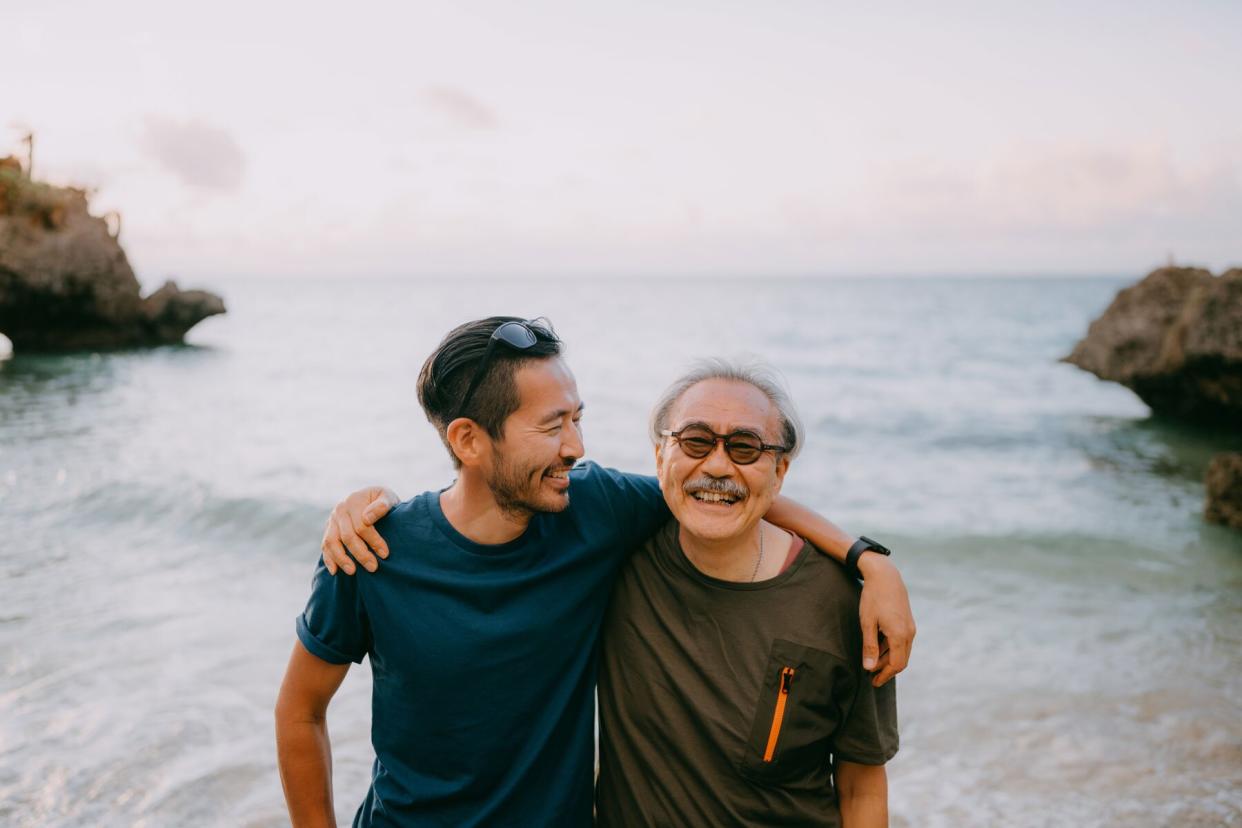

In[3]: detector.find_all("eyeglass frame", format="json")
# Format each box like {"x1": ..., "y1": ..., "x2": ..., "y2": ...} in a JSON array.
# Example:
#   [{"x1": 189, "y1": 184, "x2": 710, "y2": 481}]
[
  {"x1": 455, "y1": 318, "x2": 558, "y2": 421},
  {"x1": 659, "y1": 424, "x2": 789, "y2": 465}
]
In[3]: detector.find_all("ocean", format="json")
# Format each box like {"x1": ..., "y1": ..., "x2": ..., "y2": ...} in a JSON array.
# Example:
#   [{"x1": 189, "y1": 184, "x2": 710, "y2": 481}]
[{"x1": 2, "y1": 275, "x2": 1240, "y2": 826}]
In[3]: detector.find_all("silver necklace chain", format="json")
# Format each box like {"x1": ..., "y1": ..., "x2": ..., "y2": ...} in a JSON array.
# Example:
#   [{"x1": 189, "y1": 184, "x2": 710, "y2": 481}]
[{"x1": 750, "y1": 525, "x2": 764, "y2": 582}]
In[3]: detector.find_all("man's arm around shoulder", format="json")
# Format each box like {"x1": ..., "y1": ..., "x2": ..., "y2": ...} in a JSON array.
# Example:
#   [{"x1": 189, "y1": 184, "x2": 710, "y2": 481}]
[
  {"x1": 275, "y1": 642, "x2": 352, "y2": 828},
  {"x1": 765, "y1": 495, "x2": 915, "y2": 687}
]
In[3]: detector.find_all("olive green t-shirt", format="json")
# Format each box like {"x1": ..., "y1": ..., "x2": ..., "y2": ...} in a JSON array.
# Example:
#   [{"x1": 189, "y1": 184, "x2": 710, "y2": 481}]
[{"x1": 595, "y1": 519, "x2": 899, "y2": 827}]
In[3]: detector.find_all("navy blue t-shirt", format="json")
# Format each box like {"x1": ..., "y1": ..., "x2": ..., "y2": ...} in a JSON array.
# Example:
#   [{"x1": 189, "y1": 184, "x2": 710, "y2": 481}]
[{"x1": 295, "y1": 462, "x2": 667, "y2": 827}]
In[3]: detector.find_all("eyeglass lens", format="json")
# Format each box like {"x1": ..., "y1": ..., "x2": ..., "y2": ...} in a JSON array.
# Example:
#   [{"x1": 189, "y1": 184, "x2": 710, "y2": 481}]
[{"x1": 677, "y1": 425, "x2": 764, "y2": 464}]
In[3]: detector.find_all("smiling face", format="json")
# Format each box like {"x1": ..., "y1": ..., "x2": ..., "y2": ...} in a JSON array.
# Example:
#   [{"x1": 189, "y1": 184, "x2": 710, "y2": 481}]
[
  {"x1": 655, "y1": 378, "x2": 790, "y2": 542},
  {"x1": 484, "y1": 356, "x2": 585, "y2": 516}
]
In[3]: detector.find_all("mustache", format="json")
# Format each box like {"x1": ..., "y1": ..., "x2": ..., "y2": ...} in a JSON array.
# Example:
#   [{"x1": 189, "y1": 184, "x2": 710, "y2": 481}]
[{"x1": 683, "y1": 476, "x2": 748, "y2": 499}]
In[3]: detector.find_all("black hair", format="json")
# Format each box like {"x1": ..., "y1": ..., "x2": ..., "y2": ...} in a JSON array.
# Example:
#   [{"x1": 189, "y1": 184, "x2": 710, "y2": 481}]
[{"x1": 417, "y1": 316, "x2": 563, "y2": 468}]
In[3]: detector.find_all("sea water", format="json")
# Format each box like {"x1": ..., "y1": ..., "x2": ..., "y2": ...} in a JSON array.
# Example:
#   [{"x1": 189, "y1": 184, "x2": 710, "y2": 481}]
[{"x1": 2, "y1": 275, "x2": 1239, "y2": 826}]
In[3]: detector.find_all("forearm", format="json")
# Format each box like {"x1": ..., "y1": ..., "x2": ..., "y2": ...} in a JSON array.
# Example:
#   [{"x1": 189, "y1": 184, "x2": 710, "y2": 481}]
[
  {"x1": 836, "y1": 763, "x2": 889, "y2": 828},
  {"x1": 767, "y1": 495, "x2": 854, "y2": 562},
  {"x1": 839, "y1": 790, "x2": 889, "y2": 828},
  {"x1": 767, "y1": 496, "x2": 893, "y2": 579},
  {"x1": 276, "y1": 715, "x2": 337, "y2": 828}
]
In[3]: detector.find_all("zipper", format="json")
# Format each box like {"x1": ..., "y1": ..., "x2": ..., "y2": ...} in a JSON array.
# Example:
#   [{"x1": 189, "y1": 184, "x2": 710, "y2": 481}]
[{"x1": 762, "y1": 666, "x2": 796, "y2": 762}]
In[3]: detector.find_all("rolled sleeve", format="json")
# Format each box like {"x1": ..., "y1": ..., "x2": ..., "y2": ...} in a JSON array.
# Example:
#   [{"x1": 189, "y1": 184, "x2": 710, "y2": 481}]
[
  {"x1": 294, "y1": 558, "x2": 372, "y2": 665},
  {"x1": 832, "y1": 674, "x2": 899, "y2": 765}
]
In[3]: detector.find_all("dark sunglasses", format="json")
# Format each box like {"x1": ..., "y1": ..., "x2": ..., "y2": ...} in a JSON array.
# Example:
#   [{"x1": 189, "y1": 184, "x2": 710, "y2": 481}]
[
  {"x1": 456, "y1": 318, "x2": 558, "y2": 420},
  {"x1": 660, "y1": 424, "x2": 788, "y2": 465}
]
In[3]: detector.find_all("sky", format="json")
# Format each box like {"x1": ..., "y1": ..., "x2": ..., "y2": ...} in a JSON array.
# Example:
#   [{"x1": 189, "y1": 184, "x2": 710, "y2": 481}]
[{"x1": 2, "y1": 0, "x2": 1240, "y2": 281}]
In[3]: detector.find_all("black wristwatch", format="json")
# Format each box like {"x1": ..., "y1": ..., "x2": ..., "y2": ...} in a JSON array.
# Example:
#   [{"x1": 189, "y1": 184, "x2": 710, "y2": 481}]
[{"x1": 845, "y1": 535, "x2": 891, "y2": 580}]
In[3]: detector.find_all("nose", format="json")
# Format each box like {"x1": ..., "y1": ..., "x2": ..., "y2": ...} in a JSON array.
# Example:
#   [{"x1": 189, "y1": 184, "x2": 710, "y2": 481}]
[
  {"x1": 560, "y1": 419, "x2": 584, "y2": 463},
  {"x1": 699, "y1": 437, "x2": 735, "y2": 475}
]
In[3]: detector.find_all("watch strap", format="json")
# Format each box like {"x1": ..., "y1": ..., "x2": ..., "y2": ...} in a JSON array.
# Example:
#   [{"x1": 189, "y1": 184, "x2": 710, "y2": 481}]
[{"x1": 845, "y1": 535, "x2": 892, "y2": 580}]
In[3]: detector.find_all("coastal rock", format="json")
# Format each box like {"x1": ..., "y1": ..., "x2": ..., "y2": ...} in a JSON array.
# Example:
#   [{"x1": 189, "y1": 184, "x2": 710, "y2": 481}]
[
  {"x1": 1062, "y1": 266, "x2": 1242, "y2": 425},
  {"x1": 137, "y1": 280, "x2": 227, "y2": 345},
  {"x1": 1204, "y1": 453, "x2": 1242, "y2": 529},
  {"x1": 1065, "y1": 266, "x2": 1242, "y2": 532},
  {"x1": 0, "y1": 157, "x2": 225, "y2": 351}
]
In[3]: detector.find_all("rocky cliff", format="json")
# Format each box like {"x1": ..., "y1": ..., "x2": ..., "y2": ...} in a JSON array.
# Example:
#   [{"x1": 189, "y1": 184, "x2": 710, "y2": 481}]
[
  {"x1": 1062, "y1": 266, "x2": 1242, "y2": 424},
  {"x1": 1063, "y1": 265, "x2": 1242, "y2": 528},
  {"x1": 0, "y1": 157, "x2": 225, "y2": 351}
]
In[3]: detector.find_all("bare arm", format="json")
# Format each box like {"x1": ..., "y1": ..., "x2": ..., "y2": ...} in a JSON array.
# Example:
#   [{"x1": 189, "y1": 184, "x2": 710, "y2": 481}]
[
  {"x1": 766, "y1": 495, "x2": 856, "y2": 563},
  {"x1": 275, "y1": 642, "x2": 353, "y2": 828},
  {"x1": 835, "y1": 761, "x2": 889, "y2": 828},
  {"x1": 766, "y1": 496, "x2": 916, "y2": 687}
]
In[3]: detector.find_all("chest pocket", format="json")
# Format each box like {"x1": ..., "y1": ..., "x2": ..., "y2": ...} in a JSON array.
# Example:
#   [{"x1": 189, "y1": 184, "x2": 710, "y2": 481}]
[{"x1": 737, "y1": 638, "x2": 857, "y2": 785}]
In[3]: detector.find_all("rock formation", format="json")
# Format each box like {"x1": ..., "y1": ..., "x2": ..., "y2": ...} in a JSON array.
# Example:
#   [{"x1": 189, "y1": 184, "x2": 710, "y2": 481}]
[
  {"x1": 1062, "y1": 266, "x2": 1242, "y2": 424},
  {"x1": 0, "y1": 157, "x2": 225, "y2": 351},
  {"x1": 1063, "y1": 265, "x2": 1242, "y2": 529},
  {"x1": 1205, "y1": 453, "x2": 1242, "y2": 530}
]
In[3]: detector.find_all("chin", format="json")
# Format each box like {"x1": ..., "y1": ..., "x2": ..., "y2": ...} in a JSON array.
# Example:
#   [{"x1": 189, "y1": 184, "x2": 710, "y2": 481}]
[
  {"x1": 536, "y1": 491, "x2": 571, "y2": 513},
  {"x1": 673, "y1": 505, "x2": 745, "y2": 541},
  {"x1": 525, "y1": 483, "x2": 571, "y2": 514}
]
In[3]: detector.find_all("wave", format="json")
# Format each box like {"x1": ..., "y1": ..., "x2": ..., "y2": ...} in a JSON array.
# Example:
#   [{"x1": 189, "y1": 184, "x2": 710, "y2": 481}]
[{"x1": 59, "y1": 480, "x2": 333, "y2": 557}]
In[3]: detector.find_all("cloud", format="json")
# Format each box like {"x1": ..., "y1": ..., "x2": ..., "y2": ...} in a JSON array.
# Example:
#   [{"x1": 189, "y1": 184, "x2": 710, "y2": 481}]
[
  {"x1": 420, "y1": 86, "x2": 499, "y2": 130},
  {"x1": 973, "y1": 143, "x2": 1239, "y2": 229},
  {"x1": 829, "y1": 142, "x2": 1242, "y2": 240},
  {"x1": 140, "y1": 117, "x2": 246, "y2": 192}
]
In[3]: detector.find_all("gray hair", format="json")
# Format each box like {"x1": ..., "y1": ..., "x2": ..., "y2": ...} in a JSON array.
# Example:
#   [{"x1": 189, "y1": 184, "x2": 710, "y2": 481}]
[{"x1": 649, "y1": 357, "x2": 804, "y2": 462}]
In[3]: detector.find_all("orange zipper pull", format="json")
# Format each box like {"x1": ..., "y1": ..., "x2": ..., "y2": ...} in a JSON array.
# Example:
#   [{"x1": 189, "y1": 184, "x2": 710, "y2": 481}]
[{"x1": 763, "y1": 667, "x2": 796, "y2": 762}]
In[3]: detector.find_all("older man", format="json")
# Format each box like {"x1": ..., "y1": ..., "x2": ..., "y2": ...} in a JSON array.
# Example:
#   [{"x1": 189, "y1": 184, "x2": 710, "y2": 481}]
[{"x1": 595, "y1": 359, "x2": 895, "y2": 826}]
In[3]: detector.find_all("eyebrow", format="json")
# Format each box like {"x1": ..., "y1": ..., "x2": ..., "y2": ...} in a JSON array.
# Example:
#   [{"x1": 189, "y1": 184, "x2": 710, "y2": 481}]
[
  {"x1": 677, "y1": 419, "x2": 765, "y2": 435},
  {"x1": 539, "y1": 401, "x2": 585, "y2": 425}
]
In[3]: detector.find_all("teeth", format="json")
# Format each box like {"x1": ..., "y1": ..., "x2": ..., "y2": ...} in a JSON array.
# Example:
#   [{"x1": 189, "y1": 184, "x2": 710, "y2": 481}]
[
  {"x1": 546, "y1": 470, "x2": 569, "y2": 479},
  {"x1": 691, "y1": 491, "x2": 737, "y2": 504}
]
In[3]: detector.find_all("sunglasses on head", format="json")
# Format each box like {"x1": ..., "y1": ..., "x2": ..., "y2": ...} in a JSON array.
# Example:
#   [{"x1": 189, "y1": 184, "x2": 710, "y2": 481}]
[
  {"x1": 660, "y1": 423, "x2": 788, "y2": 465},
  {"x1": 456, "y1": 318, "x2": 558, "y2": 420}
]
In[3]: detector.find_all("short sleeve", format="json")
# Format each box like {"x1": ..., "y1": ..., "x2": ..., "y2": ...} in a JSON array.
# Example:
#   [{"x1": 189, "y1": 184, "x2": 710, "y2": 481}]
[
  {"x1": 831, "y1": 674, "x2": 899, "y2": 765},
  {"x1": 589, "y1": 465, "x2": 670, "y2": 549},
  {"x1": 295, "y1": 558, "x2": 373, "y2": 665}
]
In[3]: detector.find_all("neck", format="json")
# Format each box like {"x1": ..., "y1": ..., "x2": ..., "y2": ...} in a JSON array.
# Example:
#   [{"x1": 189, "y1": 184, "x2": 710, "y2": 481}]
[
  {"x1": 680, "y1": 520, "x2": 771, "y2": 582},
  {"x1": 440, "y1": 469, "x2": 531, "y2": 545}
]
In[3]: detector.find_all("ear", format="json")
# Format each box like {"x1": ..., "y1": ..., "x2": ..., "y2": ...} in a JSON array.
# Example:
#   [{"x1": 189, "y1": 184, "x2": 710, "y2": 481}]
[
  {"x1": 446, "y1": 417, "x2": 491, "y2": 467},
  {"x1": 771, "y1": 455, "x2": 790, "y2": 493},
  {"x1": 654, "y1": 442, "x2": 666, "y2": 488}
]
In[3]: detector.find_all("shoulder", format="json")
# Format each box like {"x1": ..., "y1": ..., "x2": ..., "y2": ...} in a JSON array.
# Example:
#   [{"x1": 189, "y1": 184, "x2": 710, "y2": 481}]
[
  {"x1": 372, "y1": 490, "x2": 439, "y2": 538},
  {"x1": 793, "y1": 540, "x2": 864, "y2": 629},
  {"x1": 631, "y1": 516, "x2": 679, "y2": 558},
  {"x1": 568, "y1": 459, "x2": 607, "y2": 485},
  {"x1": 569, "y1": 460, "x2": 654, "y2": 486},
  {"x1": 744, "y1": 540, "x2": 867, "y2": 669},
  {"x1": 799, "y1": 541, "x2": 861, "y2": 593},
  {"x1": 568, "y1": 461, "x2": 660, "y2": 501},
  {"x1": 362, "y1": 491, "x2": 456, "y2": 576}
]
